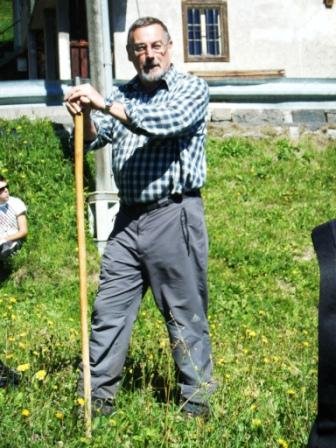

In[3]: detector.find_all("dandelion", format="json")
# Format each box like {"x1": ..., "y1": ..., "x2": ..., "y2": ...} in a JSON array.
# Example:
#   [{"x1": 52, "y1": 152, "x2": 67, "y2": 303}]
[
  {"x1": 17, "y1": 363, "x2": 30, "y2": 372},
  {"x1": 302, "y1": 341, "x2": 309, "y2": 348},
  {"x1": 159, "y1": 339, "x2": 168, "y2": 349},
  {"x1": 246, "y1": 329, "x2": 257, "y2": 338},
  {"x1": 9, "y1": 297, "x2": 17, "y2": 303},
  {"x1": 287, "y1": 388, "x2": 296, "y2": 397},
  {"x1": 278, "y1": 438, "x2": 289, "y2": 448},
  {"x1": 55, "y1": 411, "x2": 64, "y2": 420},
  {"x1": 35, "y1": 370, "x2": 47, "y2": 381},
  {"x1": 251, "y1": 418, "x2": 262, "y2": 429},
  {"x1": 76, "y1": 398, "x2": 85, "y2": 407},
  {"x1": 21, "y1": 409, "x2": 30, "y2": 417}
]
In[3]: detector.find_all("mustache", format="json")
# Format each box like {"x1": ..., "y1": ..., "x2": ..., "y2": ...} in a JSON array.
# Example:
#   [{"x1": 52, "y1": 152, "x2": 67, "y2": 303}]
[{"x1": 143, "y1": 61, "x2": 160, "y2": 71}]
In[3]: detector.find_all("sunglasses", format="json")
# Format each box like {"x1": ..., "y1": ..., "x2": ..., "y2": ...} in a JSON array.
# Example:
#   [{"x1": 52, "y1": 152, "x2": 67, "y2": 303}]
[{"x1": 0, "y1": 184, "x2": 8, "y2": 193}]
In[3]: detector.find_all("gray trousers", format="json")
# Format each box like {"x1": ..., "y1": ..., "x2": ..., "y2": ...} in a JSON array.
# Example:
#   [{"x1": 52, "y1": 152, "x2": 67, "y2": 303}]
[{"x1": 80, "y1": 195, "x2": 215, "y2": 404}]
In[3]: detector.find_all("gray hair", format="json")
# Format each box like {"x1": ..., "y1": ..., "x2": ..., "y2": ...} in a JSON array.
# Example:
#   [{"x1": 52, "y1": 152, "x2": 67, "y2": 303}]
[{"x1": 127, "y1": 17, "x2": 171, "y2": 46}]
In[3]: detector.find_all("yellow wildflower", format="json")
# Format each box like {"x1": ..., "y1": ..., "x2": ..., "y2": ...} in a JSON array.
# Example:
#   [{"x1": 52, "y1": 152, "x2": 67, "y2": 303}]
[
  {"x1": 21, "y1": 409, "x2": 30, "y2": 417},
  {"x1": 287, "y1": 389, "x2": 296, "y2": 397},
  {"x1": 246, "y1": 329, "x2": 256, "y2": 338},
  {"x1": 76, "y1": 398, "x2": 85, "y2": 407},
  {"x1": 55, "y1": 411, "x2": 64, "y2": 420},
  {"x1": 17, "y1": 363, "x2": 30, "y2": 372},
  {"x1": 35, "y1": 370, "x2": 47, "y2": 381},
  {"x1": 251, "y1": 418, "x2": 262, "y2": 429},
  {"x1": 159, "y1": 339, "x2": 168, "y2": 349},
  {"x1": 278, "y1": 438, "x2": 289, "y2": 448}
]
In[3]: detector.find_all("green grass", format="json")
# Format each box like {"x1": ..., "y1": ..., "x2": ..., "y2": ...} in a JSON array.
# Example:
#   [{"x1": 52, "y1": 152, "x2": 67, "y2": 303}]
[
  {"x1": 1, "y1": 117, "x2": 335, "y2": 447},
  {"x1": 0, "y1": 0, "x2": 13, "y2": 40}
]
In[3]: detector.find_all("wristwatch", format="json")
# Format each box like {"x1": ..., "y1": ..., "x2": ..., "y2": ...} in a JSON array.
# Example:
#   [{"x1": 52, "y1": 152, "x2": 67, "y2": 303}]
[{"x1": 102, "y1": 100, "x2": 113, "y2": 114}]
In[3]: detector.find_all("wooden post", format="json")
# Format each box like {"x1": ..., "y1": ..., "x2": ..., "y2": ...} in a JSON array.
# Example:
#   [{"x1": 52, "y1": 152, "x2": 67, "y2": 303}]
[{"x1": 74, "y1": 111, "x2": 92, "y2": 438}]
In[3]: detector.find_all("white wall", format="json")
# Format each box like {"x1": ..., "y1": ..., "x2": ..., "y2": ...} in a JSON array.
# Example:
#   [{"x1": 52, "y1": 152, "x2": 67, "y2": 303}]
[{"x1": 112, "y1": 0, "x2": 336, "y2": 80}]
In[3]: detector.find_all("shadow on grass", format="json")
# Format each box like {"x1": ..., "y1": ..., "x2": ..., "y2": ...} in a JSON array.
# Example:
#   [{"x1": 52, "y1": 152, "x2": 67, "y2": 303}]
[
  {"x1": 122, "y1": 355, "x2": 179, "y2": 405},
  {"x1": 0, "y1": 259, "x2": 12, "y2": 285}
]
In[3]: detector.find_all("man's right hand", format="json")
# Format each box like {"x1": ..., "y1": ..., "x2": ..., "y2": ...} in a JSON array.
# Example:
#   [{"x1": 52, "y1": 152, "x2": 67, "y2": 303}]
[{"x1": 64, "y1": 83, "x2": 105, "y2": 116}]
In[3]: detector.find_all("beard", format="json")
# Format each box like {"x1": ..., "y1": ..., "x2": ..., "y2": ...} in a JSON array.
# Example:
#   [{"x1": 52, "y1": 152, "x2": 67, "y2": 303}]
[{"x1": 138, "y1": 62, "x2": 167, "y2": 83}]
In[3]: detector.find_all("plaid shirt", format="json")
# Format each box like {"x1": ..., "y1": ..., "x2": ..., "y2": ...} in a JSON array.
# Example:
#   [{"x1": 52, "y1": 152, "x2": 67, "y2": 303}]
[{"x1": 88, "y1": 66, "x2": 209, "y2": 205}]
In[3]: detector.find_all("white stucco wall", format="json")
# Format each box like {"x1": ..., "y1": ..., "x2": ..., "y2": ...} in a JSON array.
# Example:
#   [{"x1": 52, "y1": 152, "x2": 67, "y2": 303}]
[{"x1": 112, "y1": 0, "x2": 336, "y2": 80}]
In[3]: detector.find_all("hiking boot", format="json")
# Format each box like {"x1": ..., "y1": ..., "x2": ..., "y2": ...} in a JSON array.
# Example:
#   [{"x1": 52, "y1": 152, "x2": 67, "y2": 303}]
[
  {"x1": 92, "y1": 397, "x2": 115, "y2": 417},
  {"x1": 180, "y1": 400, "x2": 210, "y2": 419},
  {"x1": 0, "y1": 361, "x2": 21, "y2": 388}
]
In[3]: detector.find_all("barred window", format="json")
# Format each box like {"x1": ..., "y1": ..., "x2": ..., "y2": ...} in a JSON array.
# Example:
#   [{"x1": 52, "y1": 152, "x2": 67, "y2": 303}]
[{"x1": 182, "y1": 1, "x2": 229, "y2": 62}]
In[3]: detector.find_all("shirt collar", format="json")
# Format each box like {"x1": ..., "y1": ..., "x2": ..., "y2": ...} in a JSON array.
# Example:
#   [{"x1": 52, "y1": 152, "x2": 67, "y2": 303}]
[{"x1": 127, "y1": 64, "x2": 177, "y2": 92}]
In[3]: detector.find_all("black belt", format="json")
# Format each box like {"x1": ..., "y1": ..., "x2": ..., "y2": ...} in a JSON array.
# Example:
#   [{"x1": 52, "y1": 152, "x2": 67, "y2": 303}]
[{"x1": 121, "y1": 189, "x2": 201, "y2": 215}]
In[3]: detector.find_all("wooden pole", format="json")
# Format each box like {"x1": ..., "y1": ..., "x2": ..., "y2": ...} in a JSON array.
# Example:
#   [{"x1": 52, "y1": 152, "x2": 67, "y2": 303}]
[{"x1": 74, "y1": 111, "x2": 92, "y2": 438}]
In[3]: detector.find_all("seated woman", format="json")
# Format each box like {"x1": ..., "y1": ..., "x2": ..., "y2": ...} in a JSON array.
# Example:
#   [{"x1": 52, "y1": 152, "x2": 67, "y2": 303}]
[
  {"x1": 0, "y1": 175, "x2": 28, "y2": 260},
  {"x1": 0, "y1": 174, "x2": 27, "y2": 387}
]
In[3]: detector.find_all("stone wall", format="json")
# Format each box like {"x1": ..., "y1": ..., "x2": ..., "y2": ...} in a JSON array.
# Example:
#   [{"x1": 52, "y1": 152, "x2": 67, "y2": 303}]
[{"x1": 208, "y1": 103, "x2": 336, "y2": 140}]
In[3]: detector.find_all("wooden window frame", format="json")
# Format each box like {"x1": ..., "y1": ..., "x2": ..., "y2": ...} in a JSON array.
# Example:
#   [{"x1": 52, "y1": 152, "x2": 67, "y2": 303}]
[{"x1": 182, "y1": 0, "x2": 229, "y2": 62}]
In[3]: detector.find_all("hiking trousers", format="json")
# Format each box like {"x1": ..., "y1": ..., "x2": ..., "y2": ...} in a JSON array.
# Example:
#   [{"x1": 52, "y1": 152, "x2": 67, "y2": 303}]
[{"x1": 80, "y1": 195, "x2": 215, "y2": 404}]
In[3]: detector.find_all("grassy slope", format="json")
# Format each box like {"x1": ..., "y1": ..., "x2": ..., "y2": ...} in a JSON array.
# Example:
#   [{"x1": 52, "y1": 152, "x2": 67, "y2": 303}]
[{"x1": 1, "y1": 118, "x2": 335, "y2": 447}]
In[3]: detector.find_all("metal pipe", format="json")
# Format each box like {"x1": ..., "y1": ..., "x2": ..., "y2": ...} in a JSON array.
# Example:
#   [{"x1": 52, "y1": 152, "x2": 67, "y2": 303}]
[{"x1": 0, "y1": 78, "x2": 336, "y2": 105}]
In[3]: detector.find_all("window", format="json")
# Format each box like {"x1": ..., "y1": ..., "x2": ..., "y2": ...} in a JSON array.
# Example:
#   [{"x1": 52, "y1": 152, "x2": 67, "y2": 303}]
[{"x1": 182, "y1": 0, "x2": 229, "y2": 62}]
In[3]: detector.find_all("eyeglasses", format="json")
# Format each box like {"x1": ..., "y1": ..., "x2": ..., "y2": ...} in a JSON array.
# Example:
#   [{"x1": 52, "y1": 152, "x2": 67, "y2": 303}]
[
  {"x1": 0, "y1": 184, "x2": 8, "y2": 194},
  {"x1": 131, "y1": 41, "x2": 169, "y2": 56}
]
